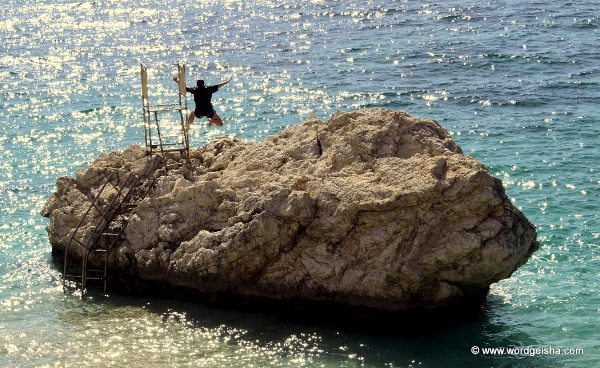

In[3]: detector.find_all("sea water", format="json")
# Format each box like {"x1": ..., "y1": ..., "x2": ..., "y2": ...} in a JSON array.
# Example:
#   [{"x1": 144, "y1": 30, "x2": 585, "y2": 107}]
[{"x1": 0, "y1": 1, "x2": 598, "y2": 367}]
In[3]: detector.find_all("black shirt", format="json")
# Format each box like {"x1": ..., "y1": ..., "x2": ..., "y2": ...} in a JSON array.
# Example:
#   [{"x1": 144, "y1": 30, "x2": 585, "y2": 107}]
[{"x1": 186, "y1": 85, "x2": 219, "y2": 111}]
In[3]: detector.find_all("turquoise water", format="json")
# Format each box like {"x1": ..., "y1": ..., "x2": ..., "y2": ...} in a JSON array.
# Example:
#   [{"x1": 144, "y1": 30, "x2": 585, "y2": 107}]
[{"x1": 1, "y1": 0, "x2": 598, "y2": 366}]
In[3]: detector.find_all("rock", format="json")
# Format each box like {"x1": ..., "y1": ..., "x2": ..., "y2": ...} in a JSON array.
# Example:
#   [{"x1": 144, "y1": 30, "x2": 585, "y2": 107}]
[{"x1": 42, "y1": 109, "x2": 538, "y2": 310}]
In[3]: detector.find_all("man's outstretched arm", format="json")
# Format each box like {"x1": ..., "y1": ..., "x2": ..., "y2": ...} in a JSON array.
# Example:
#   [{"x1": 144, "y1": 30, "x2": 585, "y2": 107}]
[{"x1": 216, "y1": 77, "x2": 232, "y2": 88}]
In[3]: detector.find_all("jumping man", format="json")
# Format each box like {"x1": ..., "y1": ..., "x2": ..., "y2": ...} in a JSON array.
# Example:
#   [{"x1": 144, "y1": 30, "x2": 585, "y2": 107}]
[{"x1": 172, "y1": 76, "x2": 231, "y2": 129}]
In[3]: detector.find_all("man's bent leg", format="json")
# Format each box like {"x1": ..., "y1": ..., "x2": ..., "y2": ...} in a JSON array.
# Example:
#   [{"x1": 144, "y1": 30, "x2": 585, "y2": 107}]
[
  {"x1": 209, "y1": 112, "x2": 223, "y2": 127},
  {"x1": 186, "y1": 110, "x2": 195, "y2": 130}
]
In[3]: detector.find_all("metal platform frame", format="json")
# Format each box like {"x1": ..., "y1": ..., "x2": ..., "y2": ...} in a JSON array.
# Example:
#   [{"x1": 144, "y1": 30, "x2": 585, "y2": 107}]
[{"x1": 141, "y1": 62, "x2": 190, "y2": 159}]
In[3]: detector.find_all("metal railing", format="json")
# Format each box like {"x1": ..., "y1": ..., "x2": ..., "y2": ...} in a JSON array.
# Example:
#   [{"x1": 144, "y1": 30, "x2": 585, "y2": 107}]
[{"x1": 62, "y1": 169, "x2": 157, "y2": 295}]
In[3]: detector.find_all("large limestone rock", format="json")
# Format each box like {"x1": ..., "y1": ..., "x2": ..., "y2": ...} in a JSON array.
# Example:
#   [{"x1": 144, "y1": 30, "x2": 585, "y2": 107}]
[{"x1": 42, "y1": 109, "x2": 538, "y2": 310}]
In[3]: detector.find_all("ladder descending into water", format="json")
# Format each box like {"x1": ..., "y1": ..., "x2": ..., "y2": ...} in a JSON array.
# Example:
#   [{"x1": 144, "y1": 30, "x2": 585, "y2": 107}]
[
  {"x1": 62, "y1": 170, "x2": 155, "y2": 295},
  {"x1": 141, "y1": 62, "x2": 190, "y2": 160}
]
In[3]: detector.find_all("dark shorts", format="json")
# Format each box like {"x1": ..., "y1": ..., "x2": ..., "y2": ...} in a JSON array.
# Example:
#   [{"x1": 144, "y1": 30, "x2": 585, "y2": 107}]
[{"x1": 194, "y1": 108, "x2": 216, "y2": 119}]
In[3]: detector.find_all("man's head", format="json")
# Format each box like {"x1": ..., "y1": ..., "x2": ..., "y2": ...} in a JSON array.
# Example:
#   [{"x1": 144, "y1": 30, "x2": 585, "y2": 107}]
[{"x1": 197, "y1": 79, "x2": 205, "y2": 88}]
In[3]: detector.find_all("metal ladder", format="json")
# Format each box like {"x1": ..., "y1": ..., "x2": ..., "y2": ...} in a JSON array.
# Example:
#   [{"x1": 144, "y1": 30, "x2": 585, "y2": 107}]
[
  {"x1": 62, "y1": 170, "x2": 154, "y2": 295},
  {"x1": 141, "y1": 62, "x2": 190, "y2": 160}
]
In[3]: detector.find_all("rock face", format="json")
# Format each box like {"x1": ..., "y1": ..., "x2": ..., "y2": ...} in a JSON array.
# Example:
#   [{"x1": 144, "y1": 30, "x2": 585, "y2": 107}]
[{"x1": 42, "y1": 109, "x2": 538, "y2": 310}]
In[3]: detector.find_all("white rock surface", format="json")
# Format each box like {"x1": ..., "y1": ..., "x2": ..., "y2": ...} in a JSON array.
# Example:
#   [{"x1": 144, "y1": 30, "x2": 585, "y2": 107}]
[{"x1": 42, "y1": 109, "x2": 538, "y2": 310}]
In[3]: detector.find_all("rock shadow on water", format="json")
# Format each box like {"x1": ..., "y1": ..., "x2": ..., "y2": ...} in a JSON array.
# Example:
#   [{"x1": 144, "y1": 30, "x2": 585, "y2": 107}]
[{"x1": 52, "y1": 281, "x2": 558, "y2": 368}]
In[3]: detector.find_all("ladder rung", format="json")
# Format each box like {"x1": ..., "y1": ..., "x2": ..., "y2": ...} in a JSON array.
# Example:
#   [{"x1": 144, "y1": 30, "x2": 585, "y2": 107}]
[
  {"x1": 148, "y1": 107, "x2": 184, "y2": 113},
  {"x1": 160, "y1": 148, "x2": 187, "y2": 152},
  {"x1": 150, "y1": 103, "x2": 182, "y2": 107},
  {"x1": 87, "y1": 269, "x2": 105, "y2": 272},
  {"x1": 85, "y1": 277, "x2": 104, "y2": 280},
  {"x1": 90, "y1": 248, "x2": 109, "y2": 253},
  {"x1": 101, "y1": 233, "x2": 119, "y2": 237},
  {"x1": 65, "y1": 274, "x2": 82, "y2": 278}
]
